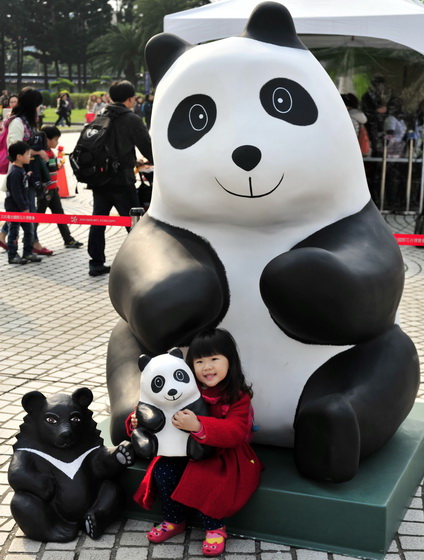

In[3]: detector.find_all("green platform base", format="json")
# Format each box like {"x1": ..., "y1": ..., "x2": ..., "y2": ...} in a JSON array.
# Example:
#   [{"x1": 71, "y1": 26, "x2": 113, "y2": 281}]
[{"x1": 100, "y1": 402, "x2": 424, "y2": 560}]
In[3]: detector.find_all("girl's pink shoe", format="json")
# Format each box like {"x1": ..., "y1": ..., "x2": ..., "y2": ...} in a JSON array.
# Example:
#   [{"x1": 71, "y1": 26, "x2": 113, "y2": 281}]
[
  {"x1": 147, "y1": 520, "x2": 186, "y2": 543},
  {"x1": 202, "y1": 527, "x2": 227, "y2": 556}
]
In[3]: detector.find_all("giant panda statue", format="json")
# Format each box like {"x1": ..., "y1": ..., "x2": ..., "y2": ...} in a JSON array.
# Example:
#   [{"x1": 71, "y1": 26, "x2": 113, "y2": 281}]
[{"x1": 107, "y1": 1, "x2": 420, "y2": 482}]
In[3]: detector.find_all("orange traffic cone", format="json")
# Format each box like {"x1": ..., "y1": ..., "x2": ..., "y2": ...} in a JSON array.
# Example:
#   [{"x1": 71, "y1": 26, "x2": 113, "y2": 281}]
[{"x1": 56, "y1": 146, "x2": 73, "y2": 198}]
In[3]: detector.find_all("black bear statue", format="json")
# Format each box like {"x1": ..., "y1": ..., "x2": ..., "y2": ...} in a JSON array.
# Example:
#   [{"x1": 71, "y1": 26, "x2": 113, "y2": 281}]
[{"x1": 8, "y1": 388, "x2": 135, "y2": 542}]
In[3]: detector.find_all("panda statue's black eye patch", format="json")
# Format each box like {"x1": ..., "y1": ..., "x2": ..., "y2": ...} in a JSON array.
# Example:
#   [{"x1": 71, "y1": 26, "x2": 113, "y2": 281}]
[
  {"x1": 260, "y1": 78, "x2": 318, "y2": 126},
  {"x1": 174, "y1": 369, "x2": 190, "y2": 383},
  {"x1": 168, "y1": 94, "x2": 217, "y2": 149},
  {"x1": 151, "y1": 375, "x2": 165, "y2": 393}
]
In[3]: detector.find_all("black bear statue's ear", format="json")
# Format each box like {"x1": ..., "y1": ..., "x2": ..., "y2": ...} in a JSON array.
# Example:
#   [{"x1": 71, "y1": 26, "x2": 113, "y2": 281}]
[
  {"x1": 22, "y1": 391, "x2": 46, "y2": 414},
  {"x1": 169, "y1": 347, "x2": 184, "y2": 359},
  {"x1": 138, "y1": 354, "x2": 152, "y2": 372},
  {"x1": 72, "y1": 387, "x2": 93, "y2": 409},
  {"x1": 240, "y1": 1, "x2": 306, "y2": 50},
  {"x1": 145, "y1": 33, "x2": 192, "y2": 88}
]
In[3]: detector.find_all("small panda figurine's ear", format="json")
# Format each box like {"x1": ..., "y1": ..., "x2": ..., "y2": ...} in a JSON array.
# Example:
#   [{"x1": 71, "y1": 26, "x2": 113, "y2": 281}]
[
  {"x1": 169, "y1": 347, "x2": 184, "y2": 359},
  {"x1": 145, "y1": 33, "x2": 192, "y2": 88},
  {"x1": 22, "y1": 391, "x2": 46, "y2": 414},
  {"x1": 72, "y1": 387, "x2": 93, "y2": 409},
  {"x1": 240, "y1": 1, "x2": 306, "y2": 50},
  {"x1": 138, "y1": 354, "x2": 152, "y2": 372}
]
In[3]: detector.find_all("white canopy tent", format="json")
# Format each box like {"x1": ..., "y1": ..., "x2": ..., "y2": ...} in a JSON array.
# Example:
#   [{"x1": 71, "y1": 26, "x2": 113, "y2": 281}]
[{"x1": 164, "y1": 0, "x2": 424, "y2": 55}]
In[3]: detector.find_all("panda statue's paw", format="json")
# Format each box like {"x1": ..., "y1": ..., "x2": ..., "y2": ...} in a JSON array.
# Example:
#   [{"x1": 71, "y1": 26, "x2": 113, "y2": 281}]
[
  {"x1": 187, "y1": 438, "x2": 214, "y2": 461},
  {"x1": 131, "y1": 429, "x2": 158, "y2": 459},
  {"x1": 294, "y1": 394, "x2": 360, "y2": 482}
]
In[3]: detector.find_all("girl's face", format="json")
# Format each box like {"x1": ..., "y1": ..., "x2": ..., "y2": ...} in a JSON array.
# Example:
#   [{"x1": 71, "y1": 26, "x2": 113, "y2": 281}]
[
  {"x1": 193, "y1": 354, "x2": 229, "y2": 388},
  {"x1": 9, "y1": 96, "x2": 18, "y2": 108}
]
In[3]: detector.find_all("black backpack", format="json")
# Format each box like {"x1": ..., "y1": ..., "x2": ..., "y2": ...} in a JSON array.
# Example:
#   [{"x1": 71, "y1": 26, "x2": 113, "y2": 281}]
[{"x1": 70, "y1": 111, "x2": 122, "y2": 187}]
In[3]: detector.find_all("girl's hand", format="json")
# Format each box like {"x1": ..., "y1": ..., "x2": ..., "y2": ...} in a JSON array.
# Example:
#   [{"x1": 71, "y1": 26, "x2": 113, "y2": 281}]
[
  {"x1": 130, "y1": 413, "x2": 138, "y2": 429},
  {"x1": 172, "y1": 409, "x2": 201, "y2": 433}
]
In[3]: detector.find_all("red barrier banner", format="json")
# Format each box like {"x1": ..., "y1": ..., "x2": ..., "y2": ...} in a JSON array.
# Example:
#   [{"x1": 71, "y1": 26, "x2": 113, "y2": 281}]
[
  {"x1": 0, "y1": 211, "x2": 131, "y2": 228},
  {"x1": 1, "y1": 212, "x2": 424, "y2": 245},
  {"x1": 394, "y1": 234, "x2": 424, "y2": 246}
]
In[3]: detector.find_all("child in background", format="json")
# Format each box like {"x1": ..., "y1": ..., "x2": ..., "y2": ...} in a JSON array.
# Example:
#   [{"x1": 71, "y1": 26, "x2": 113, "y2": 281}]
[
  {"x1": 37, "y1": 125, "x2": 83, "y2": 249},
  {"x1": 127, "y1": 328, "x2": 262, "y2": 557},
  {"x1": 5, "y1": 141, "x2": 42, "y2": 264}
]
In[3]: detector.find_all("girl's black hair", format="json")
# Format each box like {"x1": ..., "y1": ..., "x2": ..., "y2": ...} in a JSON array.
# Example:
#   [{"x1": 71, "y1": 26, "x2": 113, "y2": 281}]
[
  {"x1": 186, "y1": 328, "x2": 253, "y2": 404},
  {"x1": 11, "y1": 87, "x2": 42, "y2": 128}
]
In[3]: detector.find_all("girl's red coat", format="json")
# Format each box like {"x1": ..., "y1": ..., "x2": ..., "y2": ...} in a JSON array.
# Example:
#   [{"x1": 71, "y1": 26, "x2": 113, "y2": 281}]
[{"x1": 128, "y1": 390, "x2": 263, "y2": 519}]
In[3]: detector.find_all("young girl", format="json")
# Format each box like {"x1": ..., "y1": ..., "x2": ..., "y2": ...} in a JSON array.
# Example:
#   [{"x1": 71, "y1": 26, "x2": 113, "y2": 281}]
[{"x1": 127, "y1": 328, "x2": 262, "y2": 557}]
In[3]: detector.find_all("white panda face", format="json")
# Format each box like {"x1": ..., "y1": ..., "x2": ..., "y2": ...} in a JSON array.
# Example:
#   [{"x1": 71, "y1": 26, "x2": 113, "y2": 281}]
[
  {"x1": 149, "y1": 37, "x2": 369, "y2": 228},
  {"x1": 140, "y1": 354, "x2": 200, "y2": 410}
]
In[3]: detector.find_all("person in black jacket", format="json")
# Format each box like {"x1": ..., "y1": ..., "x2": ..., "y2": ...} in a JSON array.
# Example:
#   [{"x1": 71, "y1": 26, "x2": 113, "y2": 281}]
[{"x1": 87, "y1": 80, "x2": 153, "y2": 277}]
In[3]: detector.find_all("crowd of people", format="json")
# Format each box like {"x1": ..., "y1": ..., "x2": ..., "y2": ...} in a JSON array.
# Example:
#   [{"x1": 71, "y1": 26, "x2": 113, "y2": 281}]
[
  {"x1": 0, "y1": 81, "x2": 153, "y2": 276},
  {"x1": 341, "y1": 78, "x2": 424, "y2": 211},
  {"x1": 342, "y1": 77, "x2": 424, "y2": 159},
  {"x1": 0, "y1": 87, "x2": 83, "y2": 263}
]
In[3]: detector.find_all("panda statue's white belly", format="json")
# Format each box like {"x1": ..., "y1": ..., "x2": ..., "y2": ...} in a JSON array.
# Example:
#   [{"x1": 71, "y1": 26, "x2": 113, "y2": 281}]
[
  {"x1": 156, "y1": 412, "x2": 190, "y2": 456},
  {"x1": 168, "y1": 220, "x2": 351, "y2": 447}
]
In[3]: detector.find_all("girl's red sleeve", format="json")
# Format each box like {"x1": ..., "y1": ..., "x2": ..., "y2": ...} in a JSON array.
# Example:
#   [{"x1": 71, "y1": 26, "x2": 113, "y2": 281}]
[{"x1": 192, "y1": 393, "x2": 251, "y2": 448}]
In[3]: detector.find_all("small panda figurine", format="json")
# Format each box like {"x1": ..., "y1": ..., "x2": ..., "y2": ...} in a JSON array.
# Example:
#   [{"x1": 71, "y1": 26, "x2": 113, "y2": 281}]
[
  {"x1": 108, "y1": 2, "x2": 419, "y2": 482},
  {"x1": 131, "y1": 348, "x2": 212, "y2": 460}
]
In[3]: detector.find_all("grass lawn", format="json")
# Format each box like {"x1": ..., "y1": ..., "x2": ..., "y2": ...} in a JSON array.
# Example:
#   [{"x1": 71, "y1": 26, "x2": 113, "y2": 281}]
[{"x1": 43, "y1": 107, "x2": 87, "y2": 124}]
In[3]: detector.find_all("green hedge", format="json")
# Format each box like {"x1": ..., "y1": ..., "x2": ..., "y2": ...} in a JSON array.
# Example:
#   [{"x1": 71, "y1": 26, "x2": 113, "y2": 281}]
[
  {"x1": 41, "y1": 91, "x2": 148, "y2": 110},
  {"x1": 41, "y1": 91, "x2": 108, "y2": 110}
]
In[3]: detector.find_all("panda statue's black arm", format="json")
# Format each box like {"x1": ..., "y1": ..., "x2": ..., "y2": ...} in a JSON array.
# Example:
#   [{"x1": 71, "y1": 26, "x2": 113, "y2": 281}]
[
  {"x1": 260, "y1": 201, "x2": 404, "y2": 346},
  {"x1": 184, "y1": 396, "x2": 210, "y2": 419},
  {"x1": 135, "y1": 402, "x2": 165, "y2": 432},
  {"x1": 109, "y1": 215, "x2": 230, "y2": 354}
]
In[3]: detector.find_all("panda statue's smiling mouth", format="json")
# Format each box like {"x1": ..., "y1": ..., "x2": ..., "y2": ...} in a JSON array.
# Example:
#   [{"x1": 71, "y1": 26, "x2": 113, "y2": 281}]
[
  {"x1": 215, "y1": 174, "x2": 284, "y2": 198},
  {"x1": 165, "y1": 393, "x2": 182, "y2": 401}
]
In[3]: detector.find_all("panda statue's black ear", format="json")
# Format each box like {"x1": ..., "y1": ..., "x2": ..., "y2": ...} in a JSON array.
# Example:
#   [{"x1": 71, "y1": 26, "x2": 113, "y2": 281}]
[
  {"x1": 72, "y1": 387, "x2": 93, "y2": 409},
  {"x1": 145, "y1": 33, "x2": 192, "y2": 88},
  {"x1": 138, "y1": 354, "x2": 152, "y2": 372},
  {"x1": 240, "y1": 1, "x2": 306, "y2": 50},
  {"x1": 22, "y1": 391, "x2": 46, "y2": 414},
  {"x1": 169, "y1": 347, "x2": 184, "y2": 359}
]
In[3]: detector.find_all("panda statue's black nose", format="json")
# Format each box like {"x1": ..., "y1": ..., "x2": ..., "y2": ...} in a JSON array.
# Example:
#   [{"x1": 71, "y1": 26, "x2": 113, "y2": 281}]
[
  {"x1": 168, "y1": 389, "x2": 178, "y2": 397},
  {"x1": 232, "y1": 145, "x2": 262, "y2": 171}
]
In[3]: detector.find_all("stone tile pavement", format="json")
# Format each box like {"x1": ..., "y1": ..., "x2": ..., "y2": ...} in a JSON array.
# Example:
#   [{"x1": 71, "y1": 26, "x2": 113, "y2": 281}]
[{"x1": 0, "y1": 136, "x2": 423, "y2": 559}]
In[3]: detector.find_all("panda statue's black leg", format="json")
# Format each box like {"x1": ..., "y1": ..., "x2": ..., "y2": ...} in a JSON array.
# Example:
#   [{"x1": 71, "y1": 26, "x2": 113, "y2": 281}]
[
  {"x1": 107, "y1": 319, "x2": 147, "y2": 445},
  {"x1": 294, "y1": 325, "x2": 420, "y2": 482},
  {"x1": 10, "y1": 492, "x2": 79, "y2": 542}
]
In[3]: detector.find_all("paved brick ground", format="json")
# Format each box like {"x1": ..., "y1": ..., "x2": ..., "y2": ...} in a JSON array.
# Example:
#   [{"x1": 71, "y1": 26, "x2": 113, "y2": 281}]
[{"x1": 0, "y1": 133, "x2": 423, "y2": 559}]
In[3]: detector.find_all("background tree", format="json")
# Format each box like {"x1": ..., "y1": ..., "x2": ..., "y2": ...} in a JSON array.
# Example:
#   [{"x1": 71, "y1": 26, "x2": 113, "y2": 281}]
[
  {"x1": 136, "y1": 0, "x2": 210, "y2": 52},
  {"x1": 2, "y1": 0, "x2": 31, "y2": 91},
  {"x1": 5, "y1": 0, "x2": 113, "y2": 91},
  {"x1": 0, "y1": 0, "x2": 209, "y2": 94},
  {"x1": 112, "y1": 0, "x2": 137, "y2": 24},
  {"x1": 66, "y1": 0, "x2": 113, "y2": 89},
  {"x1": 88, "y1": 23, "x2": 144, "y2": 87},
  {"x1": 0, "y1": 0, "x2": 14, "y2": 91}
]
